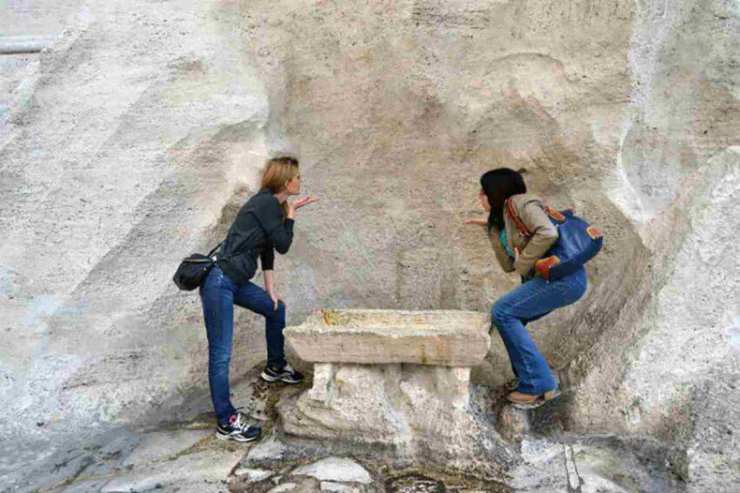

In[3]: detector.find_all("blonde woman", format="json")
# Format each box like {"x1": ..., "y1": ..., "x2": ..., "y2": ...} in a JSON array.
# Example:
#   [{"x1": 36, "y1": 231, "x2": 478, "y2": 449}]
[{"x1": 200, "y1": 156, "x2": 318, "y2": 442}]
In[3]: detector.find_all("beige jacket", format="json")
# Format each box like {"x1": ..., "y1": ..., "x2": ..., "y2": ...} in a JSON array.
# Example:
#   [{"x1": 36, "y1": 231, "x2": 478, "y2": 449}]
[{"x1": 488, "y1": 193, "x2": 559, "y2": 277}]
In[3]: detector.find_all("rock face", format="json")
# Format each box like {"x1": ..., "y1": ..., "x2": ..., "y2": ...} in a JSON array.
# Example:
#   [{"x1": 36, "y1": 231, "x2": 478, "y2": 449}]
[{"x1": 1, "y1": 0, "x2": 738, "y2": 491}]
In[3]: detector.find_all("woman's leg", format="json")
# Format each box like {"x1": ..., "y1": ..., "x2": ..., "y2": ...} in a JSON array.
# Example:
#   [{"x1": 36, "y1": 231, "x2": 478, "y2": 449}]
[
  {"x1": 233, "y1": 281, "x2": 286, "y2": 369},
  {"x1": 491, "y1": 269, "x2": 587, "y2": 395},
  {"x1": 199, "y1": 266, "x2": 238, "y2": 424}
]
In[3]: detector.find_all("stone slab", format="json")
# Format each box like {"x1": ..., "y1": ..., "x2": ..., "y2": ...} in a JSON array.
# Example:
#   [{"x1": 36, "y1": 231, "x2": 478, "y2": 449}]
[
  {"x1": 101, "y1": 448, "x2": 243, "y2": 493},
  {"x1": 122, "y1": 429, "x2": 210, "y2": 466},
  {"x1": 292, "y1": 457, "x2": 372, "y2": 484},
  {"x1": 285, "y1": 310, "x2": 491, "y2": 366}
]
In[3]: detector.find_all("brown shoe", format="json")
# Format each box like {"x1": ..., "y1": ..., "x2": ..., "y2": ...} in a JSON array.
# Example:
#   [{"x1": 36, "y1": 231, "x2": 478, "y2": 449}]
[{"x1": 507, "y1": 389, "x2": 561, "y2": 410}]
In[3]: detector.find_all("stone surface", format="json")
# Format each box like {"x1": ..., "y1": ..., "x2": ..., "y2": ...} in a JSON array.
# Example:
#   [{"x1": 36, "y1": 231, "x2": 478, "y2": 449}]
[
  {"x1": 231, "y1": 432, "x2": 682, "y2": 493},
  {"x1": 265, "y1": 478, "x2": 325, "y2": 493},
  {"x1": 680, "y1": 367, "x2": 740, "y2": 492},
  {"x1": 285, "y1": 309, "x2": 491, "y2": 366},
  {"x1": 120, "y1": 429, "x2": 210, "y2": 466},
  {"x1": 0, "y1": 365, "x2": 273, "y2": 492},
  {"x1": 281, "y1": 364, "x2": 473, "y2": 443},
  {"x1": 100, "y1": 448, "x2": 243, "y2": 492},
  {"x1": 247, "y1": 434, "x2": 288, "y2": 462},
  {"x1": 233, "y1": 467, "x2": 275, "y2": 483},
  {"x1": 292, "y1": 457, "x2": 372, "y2": 484},
  {"x1": 320, "y1": 482, "x2": 363, "y2": 493},
  {"x1": 278, "y1": 365, "x2": 516, "y2": 478},
  {"x1": 496, "y1": 405, "x2": 530, "y2": 443},
  {"x1": 509, "y1": 437, "x2": 686, "y2": 492},
  {"x1": 1, "y1": 0, "x2": 738, "y2": 491}
]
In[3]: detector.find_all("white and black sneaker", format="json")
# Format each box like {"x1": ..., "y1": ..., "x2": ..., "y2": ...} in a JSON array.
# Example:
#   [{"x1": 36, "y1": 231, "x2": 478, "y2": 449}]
[
  {"x1": 260, "y1": 362, "x2": 304, "y2": 384},
  {"x1": 216, "y1": 412, "x2": 261, "y2": 442}
]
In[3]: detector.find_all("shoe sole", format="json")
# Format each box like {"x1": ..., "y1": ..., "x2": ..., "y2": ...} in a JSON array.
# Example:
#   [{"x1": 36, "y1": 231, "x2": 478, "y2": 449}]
[
  {"x1": 260, "y1": 371, "x2": 302, "y2": 384},
  {"x1": 509, "y1": 389, "x2": 561, "y2": 410},
  {"x1": 215, "y1": 431, "x2": 260, "y2": 443}
]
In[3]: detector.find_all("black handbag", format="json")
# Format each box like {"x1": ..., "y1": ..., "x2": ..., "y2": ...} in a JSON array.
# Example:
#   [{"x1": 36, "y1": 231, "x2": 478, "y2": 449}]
[{"x1": 172, "y1": 242, "x2": 223, "y2": 291}]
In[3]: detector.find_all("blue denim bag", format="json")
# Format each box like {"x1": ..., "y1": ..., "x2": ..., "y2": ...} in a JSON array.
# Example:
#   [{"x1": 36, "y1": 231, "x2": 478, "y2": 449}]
[{"x1": 506, "y1": 200, "x2": 603, "y2": 281}]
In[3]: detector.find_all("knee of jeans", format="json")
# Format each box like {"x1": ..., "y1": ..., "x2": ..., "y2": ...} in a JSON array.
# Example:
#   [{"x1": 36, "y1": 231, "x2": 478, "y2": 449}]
[
  {"x1": 491, "y1": 302, "x2": 512, "y2": 329},
  {"x1": 209, "y1": 348, "x2": 231, "y2": 367},
  {"x1": 273, "y1": 300, "x2": 286, "y2": 317}
]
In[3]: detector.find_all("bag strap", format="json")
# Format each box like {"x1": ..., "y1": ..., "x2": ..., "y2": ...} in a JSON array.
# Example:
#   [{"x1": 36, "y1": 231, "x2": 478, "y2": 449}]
[
  {"x1": 207, "y1": 241, "x2": 224, "y2": 258},
  {"x1": 505, "y1": 198, "x2": 532, "y2": 237},
  {"x1": 505, "y1": 199, "x2": 568, "y2": 238}
]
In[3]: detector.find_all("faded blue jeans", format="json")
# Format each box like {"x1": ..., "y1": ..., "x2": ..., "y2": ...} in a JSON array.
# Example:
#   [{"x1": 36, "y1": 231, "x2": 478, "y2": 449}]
[
  {"x1": 491, "y1": 267, "x2": 587, "y2": 395},
  {"x1": 200, "y1": 266, "x2": 286, "y2": 424}
]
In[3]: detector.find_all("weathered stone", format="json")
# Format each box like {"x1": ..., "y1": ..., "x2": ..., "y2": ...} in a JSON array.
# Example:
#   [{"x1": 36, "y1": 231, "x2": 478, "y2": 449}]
[
  {"x1": 281, "y1": 364, "x2": 472, "y2": 443},
  {"x1": 100, "y1": 448, "x2": 243, "y2": 493},
  {"x1": 0, "y1": 35, "x2": 56, "y2": 54},
  {"x1": 267, "y1": 478, "x2": 322, "y2": 493},
  {"x1": 268, "y1": 483, "x2": 299, "y2": 493},
  {"x1": 279, "y1": 364, "x2": 516, "y2": 477},
  {"x1": 248, "y1": 434, "x2": 288, "y2": 462},
  {"x1": 292, "y1": 457, "x2": 372, "y2": 484},
  {"x1": 120, "y1": 429, "x2": 210, "y2": 467},
  {"x1": 496, "y1": 405, "x2": 530, "y2": 443},
  {"x1": 1, "y1": 0, "x2": 738, "y2": 491},
  {"x1": 320, "y1": 482, "x2": 363, "y2": 493},
  {"x1": 509, "y1": 437, "x2": 686, "y2": 492},
  {"x1": 233, "y1": 467, "x2": 275, "y2": 483},
  {"x1": 681, "y1": 368, "x2": 740, "y2": 493},
  {"x1": 285, "y1": 309, "x2": 491, "y2": 366}
]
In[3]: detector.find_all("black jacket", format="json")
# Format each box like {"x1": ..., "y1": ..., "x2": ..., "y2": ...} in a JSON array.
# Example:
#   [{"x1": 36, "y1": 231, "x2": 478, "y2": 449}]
[{"x1": 217, "y1": 189, "x2": 294, "y2": 284}]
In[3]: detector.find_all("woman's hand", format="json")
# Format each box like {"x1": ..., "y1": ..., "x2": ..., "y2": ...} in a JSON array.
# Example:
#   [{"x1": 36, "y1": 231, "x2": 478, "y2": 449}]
[
  {"x1": 463, "y1": 217, "x2": 488, "y2": 227},
  {"x1": 268, "y1": 288, "x2": 280, "y2": 311},
  {"x1": 263, "y1": 270, "x2": 279, "y2": 311},
  {"x1": 293, "y1": 196, "x2": 320, "y2": 210},
  {"x1": 287, "y1": 196, "x2": 319, "y2": 220}
]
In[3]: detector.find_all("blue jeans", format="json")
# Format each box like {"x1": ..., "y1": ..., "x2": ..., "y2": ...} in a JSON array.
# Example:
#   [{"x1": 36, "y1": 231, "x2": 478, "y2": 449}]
[
  {"x1": 199, "y1": 266, "x2": 286, "y2": 424},
  {"x1": 491, "y1": 268, "x2": 587, "y2": 395}
]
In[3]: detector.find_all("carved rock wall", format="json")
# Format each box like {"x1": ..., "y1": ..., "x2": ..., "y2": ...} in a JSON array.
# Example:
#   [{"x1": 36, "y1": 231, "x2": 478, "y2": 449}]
[{"x1": 1, "y1": 0, "x2": 738, "y2": 490}]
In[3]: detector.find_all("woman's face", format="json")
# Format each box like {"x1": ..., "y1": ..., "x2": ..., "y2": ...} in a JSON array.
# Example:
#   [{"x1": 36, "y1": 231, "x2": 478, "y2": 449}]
[
  {"x1": 479, "y1": 189, "x2": 491, "y2": 212},
  {"x1": 285, "y1": 173, "x2": 301, "y2": 195}
]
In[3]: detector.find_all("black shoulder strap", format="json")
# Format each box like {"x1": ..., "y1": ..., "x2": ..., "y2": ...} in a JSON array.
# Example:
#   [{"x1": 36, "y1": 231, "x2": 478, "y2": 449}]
[{"x1": 207, "y1": 241, "x2": 224, "y2": 258}]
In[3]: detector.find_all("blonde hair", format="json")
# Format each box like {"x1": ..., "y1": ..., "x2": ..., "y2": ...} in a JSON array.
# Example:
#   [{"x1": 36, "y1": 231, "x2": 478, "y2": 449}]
[{"x1": 261, "y1": 156, "x2": 299, "y2": 216}]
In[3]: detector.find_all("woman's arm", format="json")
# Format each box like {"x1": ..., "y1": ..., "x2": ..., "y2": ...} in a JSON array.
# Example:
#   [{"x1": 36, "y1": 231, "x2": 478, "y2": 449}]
[
  {"x1": 267, "y1": 218, "x2": 294, "y2": 254},
  {"x1": 514, "y1": 201, "x2": 559, "y2": 276},
  {"x1": 489, "y1": 229, "x2": 516, "y2": 273},
  {"x1": 464, "y1": 218, "x2": 515, "y2": 273},
  {"x1": 255, "y1": 197, "x2": 294, "y2": 254},
  {"x1": 263, "y1": 269, "x2": 279, "y2": 310}
]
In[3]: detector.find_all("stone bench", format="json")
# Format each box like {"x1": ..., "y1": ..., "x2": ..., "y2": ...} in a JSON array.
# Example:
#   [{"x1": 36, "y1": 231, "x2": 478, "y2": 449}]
[
  {"x1": 284, "y1": 309, "x2": 491, "y2": 366},
  {"x1": 278, "y1": 309, "x2": 503, "y2": 460}
]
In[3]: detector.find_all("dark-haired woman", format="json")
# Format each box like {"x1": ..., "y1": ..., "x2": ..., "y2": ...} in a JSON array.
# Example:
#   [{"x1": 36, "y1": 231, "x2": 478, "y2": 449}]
[
  {"x1": 200, "y1": 156, "x2": 318, "y2": 442},
  {"x1": 465, "y1": 168, "x2": 587, "y2": 409}
]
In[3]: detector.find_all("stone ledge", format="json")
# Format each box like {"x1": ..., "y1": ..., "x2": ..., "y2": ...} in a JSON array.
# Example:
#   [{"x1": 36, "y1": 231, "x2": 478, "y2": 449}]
[
  {"x1": 0, "y1": 36, "x2": 56, "y2": 54},
  {"x1": 285, "y1": 309, "x2": 491, "y2": 367}
]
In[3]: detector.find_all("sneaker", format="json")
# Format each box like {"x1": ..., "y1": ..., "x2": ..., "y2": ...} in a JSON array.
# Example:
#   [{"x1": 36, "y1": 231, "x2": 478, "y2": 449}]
[
  {"x1": 216, "y1": 412, "x2": 261, "y2": 442},
  {"x1": 260, "y1": 362, "x2": 304, "y2": 384}
]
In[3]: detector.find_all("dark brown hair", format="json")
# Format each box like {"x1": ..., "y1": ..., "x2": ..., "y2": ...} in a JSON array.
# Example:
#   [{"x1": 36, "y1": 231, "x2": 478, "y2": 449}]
[{"x1": 480, "y1": 168, "x2": 527, "y2": 231}]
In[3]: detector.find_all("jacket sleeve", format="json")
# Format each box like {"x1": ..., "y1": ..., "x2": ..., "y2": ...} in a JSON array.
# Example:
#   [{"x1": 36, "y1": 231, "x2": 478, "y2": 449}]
[
  {"x1": 260, "y1": 242, "x2": 275, "y2": 270},
  {"x1": 514, "y1": 201, "x2": 559, "y2": 276},
  {"x1": 254, "y1": 196, "x2": 294, "y2": 254},
  {"x1": 488, "y1": 228, "x2": 515, "y2": 273}
]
